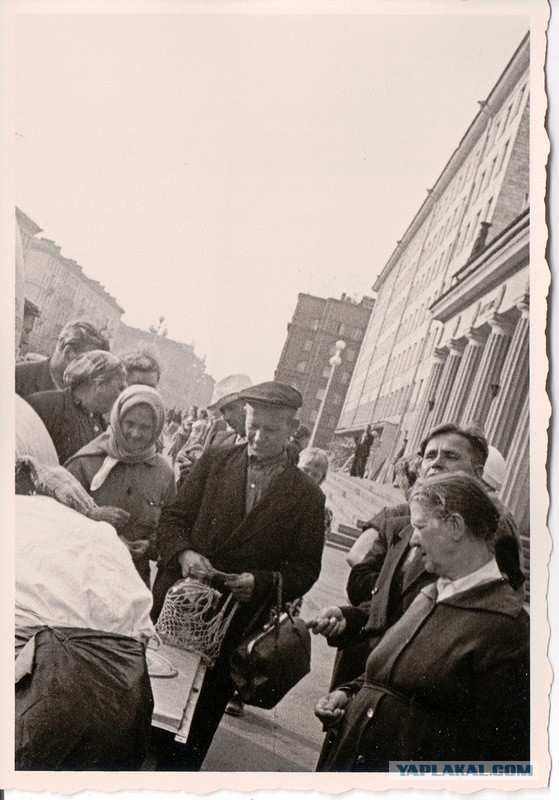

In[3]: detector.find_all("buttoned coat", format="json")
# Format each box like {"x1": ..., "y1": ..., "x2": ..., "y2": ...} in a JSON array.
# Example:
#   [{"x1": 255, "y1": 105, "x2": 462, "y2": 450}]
[{"x1": 319, "y1": 579, "x2": 530, "y2": 770}]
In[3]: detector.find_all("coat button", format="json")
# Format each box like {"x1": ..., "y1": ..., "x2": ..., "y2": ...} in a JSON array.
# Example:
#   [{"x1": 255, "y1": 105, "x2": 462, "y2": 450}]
[
  {"x1": 366, "y1": 707, "x2": 374, "y2": 718},
  {"x1": 356, "y1": 755, "x2": 365, "y2": 764},
  {"x1": 371, "y1": 587, "x2": 379, "y2": 596}
]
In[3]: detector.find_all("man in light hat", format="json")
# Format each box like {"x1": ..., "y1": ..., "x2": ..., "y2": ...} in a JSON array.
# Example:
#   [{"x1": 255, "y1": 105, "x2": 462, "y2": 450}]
[
  {"x1": 204, "y1": 373, "x2": 253, "y2": 449},
  {"x1": 152, "y1": 381, "x2": 326, "y2": 770}
]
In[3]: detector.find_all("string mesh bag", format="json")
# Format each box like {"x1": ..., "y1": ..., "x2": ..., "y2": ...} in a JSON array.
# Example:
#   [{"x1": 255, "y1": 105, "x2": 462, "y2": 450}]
[{"x1": 155, "y1": 578, "x2": 238, "y2": 667}]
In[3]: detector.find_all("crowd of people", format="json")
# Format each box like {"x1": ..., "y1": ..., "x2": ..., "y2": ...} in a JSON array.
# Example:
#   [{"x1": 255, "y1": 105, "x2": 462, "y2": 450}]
[{"x1": 14, "y1": 317, "x2": 529, "y2": 772}]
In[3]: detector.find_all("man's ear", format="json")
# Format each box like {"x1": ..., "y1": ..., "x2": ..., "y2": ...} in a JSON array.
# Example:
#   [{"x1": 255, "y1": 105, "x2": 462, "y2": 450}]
[{"x1": 473, "y1": 464, "x2": 484, "y2": 479}]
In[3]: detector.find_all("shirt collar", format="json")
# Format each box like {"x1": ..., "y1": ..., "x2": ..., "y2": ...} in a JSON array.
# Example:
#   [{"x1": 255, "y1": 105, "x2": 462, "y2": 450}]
[
  {"x1": 436, "y1": 558, "x2": 502, "y2": 602},
  {"x1": 247, "y1": 446, "x2": 288, "y2": 468}
]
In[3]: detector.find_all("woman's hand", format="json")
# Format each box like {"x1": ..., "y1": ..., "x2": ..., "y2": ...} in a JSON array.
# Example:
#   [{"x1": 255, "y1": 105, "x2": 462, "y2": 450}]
[
  {"x1": 307, "y1": 606, "x2": 347, "y2": 637},
  {"x1": 315, "y1": 690, "x2": 351, "y2": 728},
  {"x1": 88, "y1": 506, "x2": 131, "y2": 528}
]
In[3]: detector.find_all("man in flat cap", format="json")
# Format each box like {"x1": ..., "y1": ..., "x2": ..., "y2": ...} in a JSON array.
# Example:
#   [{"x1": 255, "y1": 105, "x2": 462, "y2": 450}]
[{"x1": 152, "y1": 381, "x2": 326, "y2": 770}]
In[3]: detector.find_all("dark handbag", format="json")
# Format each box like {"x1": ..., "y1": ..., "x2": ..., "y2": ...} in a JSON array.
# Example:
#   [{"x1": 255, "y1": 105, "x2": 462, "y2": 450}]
[{"x1": 229, "y1": 572, "x2": 312, "y2": 709}]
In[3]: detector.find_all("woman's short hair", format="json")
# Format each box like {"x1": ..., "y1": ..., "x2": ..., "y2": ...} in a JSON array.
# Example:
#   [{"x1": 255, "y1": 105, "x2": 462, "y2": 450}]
[
  {"x1": 298, "y1": 447, "x2": 329, "y2": 479},
  {"x1": 121, "y1": 349, "x2": 161, "y2": 381},
  {"x1": 409, "y1": 471, "x2": 500, "y2": 544}
]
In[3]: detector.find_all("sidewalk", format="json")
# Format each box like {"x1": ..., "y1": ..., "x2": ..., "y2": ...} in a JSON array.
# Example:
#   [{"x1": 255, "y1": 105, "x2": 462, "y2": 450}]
[{"x1": 202, "y1": 544, "x2": 352, "y2": 771}]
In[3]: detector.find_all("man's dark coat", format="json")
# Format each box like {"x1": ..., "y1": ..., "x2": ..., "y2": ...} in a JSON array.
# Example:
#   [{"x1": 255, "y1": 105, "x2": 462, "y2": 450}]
[
  {"x1": 152, "y1": 443, "x2": 325, "y2": 770},
  {"x1": 15, "y1": 358, "x2": 56, "y2": 399}
]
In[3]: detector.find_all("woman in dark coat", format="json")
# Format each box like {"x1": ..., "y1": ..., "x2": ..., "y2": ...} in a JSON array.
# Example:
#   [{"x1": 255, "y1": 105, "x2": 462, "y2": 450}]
[
  {"x1": 315, "y1": 472, "x2": 530, "y2": 770},
  {"x1": 65, "y1": 385, "x2": 175, "y2": 585},
  {"x1": 26, "y1": 350, "x2": 127, "y2": 464}
]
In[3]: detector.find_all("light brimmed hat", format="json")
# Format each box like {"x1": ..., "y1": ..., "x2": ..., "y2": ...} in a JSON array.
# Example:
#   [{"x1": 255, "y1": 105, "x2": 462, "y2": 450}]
[{"x1": 208, "y1": 373, "x2": 253, "y2": 413}]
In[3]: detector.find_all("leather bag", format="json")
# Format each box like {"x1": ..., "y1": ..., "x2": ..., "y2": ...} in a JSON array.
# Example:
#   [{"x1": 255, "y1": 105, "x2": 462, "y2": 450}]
[{"x1": 229, "y1": 572, "x2": 312, "y2": 709}]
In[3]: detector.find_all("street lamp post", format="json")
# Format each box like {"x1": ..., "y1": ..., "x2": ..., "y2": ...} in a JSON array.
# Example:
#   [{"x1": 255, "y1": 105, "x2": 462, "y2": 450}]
[{"x1": 309, "y1": 339, "x2": 346, "y2": 449}]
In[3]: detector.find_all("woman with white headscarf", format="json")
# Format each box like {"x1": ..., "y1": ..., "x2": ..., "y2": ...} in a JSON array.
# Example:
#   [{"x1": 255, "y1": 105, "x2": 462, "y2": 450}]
[{"x1": 66, "y1": 385, "x2": 175, "y2": 584}]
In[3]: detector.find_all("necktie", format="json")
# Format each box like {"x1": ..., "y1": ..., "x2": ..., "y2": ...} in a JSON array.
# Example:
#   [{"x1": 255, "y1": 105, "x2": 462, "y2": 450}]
[{"x1": 366, "y1": 582, "x2": 439, "y2": 678}]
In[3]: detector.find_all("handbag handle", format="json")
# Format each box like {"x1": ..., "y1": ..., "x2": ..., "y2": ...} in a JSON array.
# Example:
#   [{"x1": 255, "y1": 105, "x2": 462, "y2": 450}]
[{"x1": 272, "y1": 571, "x2": 296, "y2": 639}]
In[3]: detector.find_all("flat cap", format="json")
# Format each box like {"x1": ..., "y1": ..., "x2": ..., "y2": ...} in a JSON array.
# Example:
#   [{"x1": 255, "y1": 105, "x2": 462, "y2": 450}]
[{"x1": 240, "y1": 381, "x2": 302, "y2": 410}]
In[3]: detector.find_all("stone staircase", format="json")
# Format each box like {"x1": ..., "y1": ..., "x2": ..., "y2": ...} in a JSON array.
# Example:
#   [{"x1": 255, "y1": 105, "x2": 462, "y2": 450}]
[{"x1": 322, "y1": 471, "x2": 405, "y2": 552}]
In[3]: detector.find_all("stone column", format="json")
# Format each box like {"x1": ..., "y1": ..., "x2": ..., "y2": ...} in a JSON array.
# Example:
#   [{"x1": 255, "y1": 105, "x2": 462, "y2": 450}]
[
  {"x1": 501, "y1": 392, "x2": 529, "y2": 586},
  {"x1": 430, "y1": 339, "x2": 467, "y2": 427},
  {"x1": 484, "y1": 296, "x2": 529, "y2": 456},
  {"x1": 409, "y1": 347, "x2": 448, "y2": 452},
  {"x1": 461, "y1": 313, "x2": 514, "y2": 429},
  {"x1": 444, "y1": 328, "x2": 488, "y2": 424}
]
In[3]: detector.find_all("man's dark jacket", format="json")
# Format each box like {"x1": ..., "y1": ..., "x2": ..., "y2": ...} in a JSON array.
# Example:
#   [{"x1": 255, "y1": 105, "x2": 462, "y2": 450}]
[
  {"x1": 15, "y1": 359, "x2": 56, "y2": 399},
  {"x1": 153, "y1": 442, "x2": 326, "y2": 619}
]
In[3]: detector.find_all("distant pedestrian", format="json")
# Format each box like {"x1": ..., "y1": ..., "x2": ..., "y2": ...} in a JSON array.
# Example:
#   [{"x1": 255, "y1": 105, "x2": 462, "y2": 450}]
[
  {"x1": 16, "y1": 319, "x2": 110, "y2": 399},
  {"x1": 290, "y1": 424, "x2": 312, "y2": 456},
  {"x1": 349, "y1": 425, "x2": 374, "y2": 478}
]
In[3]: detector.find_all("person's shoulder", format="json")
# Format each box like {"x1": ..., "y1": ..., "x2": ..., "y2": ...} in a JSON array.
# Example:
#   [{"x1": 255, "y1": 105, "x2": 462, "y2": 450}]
[
  {"x1": 26, "y1": 388, "x2": 65, "y2": 409},
  {"x1": 290, "y1": 464, "x2": 326, "y2": 500},
  {"x1": 152, "y1": 453, "x2": 175, "y2": 477},
  {"x1": 202, "y1": 442, "x2": 247, "y2": 465}
]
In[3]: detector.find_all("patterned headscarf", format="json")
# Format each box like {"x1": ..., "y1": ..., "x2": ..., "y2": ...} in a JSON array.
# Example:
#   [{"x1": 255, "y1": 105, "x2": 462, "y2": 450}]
[
  {"x1": 63, "y1": 350, "x2": 124, "y2": 389},
  {"x1": 66, "y1": 385, "x2": 166, "y2": 490}
]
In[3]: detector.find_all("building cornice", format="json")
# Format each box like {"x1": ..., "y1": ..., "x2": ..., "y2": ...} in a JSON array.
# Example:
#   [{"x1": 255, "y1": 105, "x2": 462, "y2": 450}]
[{"x1": 429, "y1": 211, "x2": 529, "y2": 323}]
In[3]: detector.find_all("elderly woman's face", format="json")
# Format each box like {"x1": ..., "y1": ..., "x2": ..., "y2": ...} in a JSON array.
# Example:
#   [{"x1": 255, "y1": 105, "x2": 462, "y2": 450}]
[
  {"x1": 121, "y1": 404, "x2": 157, "y2": 452},
  {"x1": 96, "y1": 370, "x2": 128, "y2": 413},
  {"x1": 409, "y1": 499, "x2": 456, "y2": 577}
]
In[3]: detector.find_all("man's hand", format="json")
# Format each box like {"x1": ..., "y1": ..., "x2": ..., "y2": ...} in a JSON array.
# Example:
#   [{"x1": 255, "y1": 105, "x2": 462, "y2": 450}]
[
  {"x1": 178, "y1": 549, "x2": 214, "y2": 579},
  {"x1": 307, "y1": 606, "x2": 347, "y2": 637},
  {"x1": 223, "y1": 572, "x2": 255, "y2": 602},
  {"x1": 88, "y1": 506, "x2": 131, "y2": 528},
  {"x1": 314, "y1": 689, "x2": 351, "y2": 728}
]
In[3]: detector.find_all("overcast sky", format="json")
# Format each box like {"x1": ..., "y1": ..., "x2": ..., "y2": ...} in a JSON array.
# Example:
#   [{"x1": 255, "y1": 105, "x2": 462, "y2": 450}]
[{"x1": 15, "y1": 7, "x2": 528, "y2": 384}]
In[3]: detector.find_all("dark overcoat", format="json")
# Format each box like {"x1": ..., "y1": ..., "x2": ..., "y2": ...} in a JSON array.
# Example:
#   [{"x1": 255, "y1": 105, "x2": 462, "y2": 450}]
[
  {"x1": 15, "y1": 358, "x2": 55, "y2": 399},
  {"x1": 319, "y1": 579, "x2": 530, "y2": 770},
  {"x1": 153, "y1": 443, "x2": 326, "y2": 619}
]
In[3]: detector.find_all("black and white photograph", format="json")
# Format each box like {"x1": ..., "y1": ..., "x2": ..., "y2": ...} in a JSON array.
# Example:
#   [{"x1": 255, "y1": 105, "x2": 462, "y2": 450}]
[{"x1": 3, "y1": 0, "x2": 552, "y2": 792}]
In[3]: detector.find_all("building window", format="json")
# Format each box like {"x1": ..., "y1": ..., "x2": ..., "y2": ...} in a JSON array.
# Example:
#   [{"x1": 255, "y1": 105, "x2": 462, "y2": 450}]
[
  {"x1": 296, "y1": 361, "x2": 307, "y2": 372},
  {"x1": 316, "y1": 388, "x2": 326, "y2": 401},
  {"x1": 309, "y1": 410, "x2": 318, "y2": 422},
  {"x1": 303, "y1": 339, "x2": 313, "y2": 351},
  {"x1": 340, "y1": 371, "x2": 351, "y2": 385},
  {"x1": 311, "y1": 319, "x2": 320, "y2": 331},
  {"x1": 337, "y1": 323, "x2": 345, "y2": 334},
  {"x1": 322, "y1": 366, "x2": 331, "y2": 378},
  {"x1": 332, "y1": 393, "x2": 343, "y2": 405}
]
